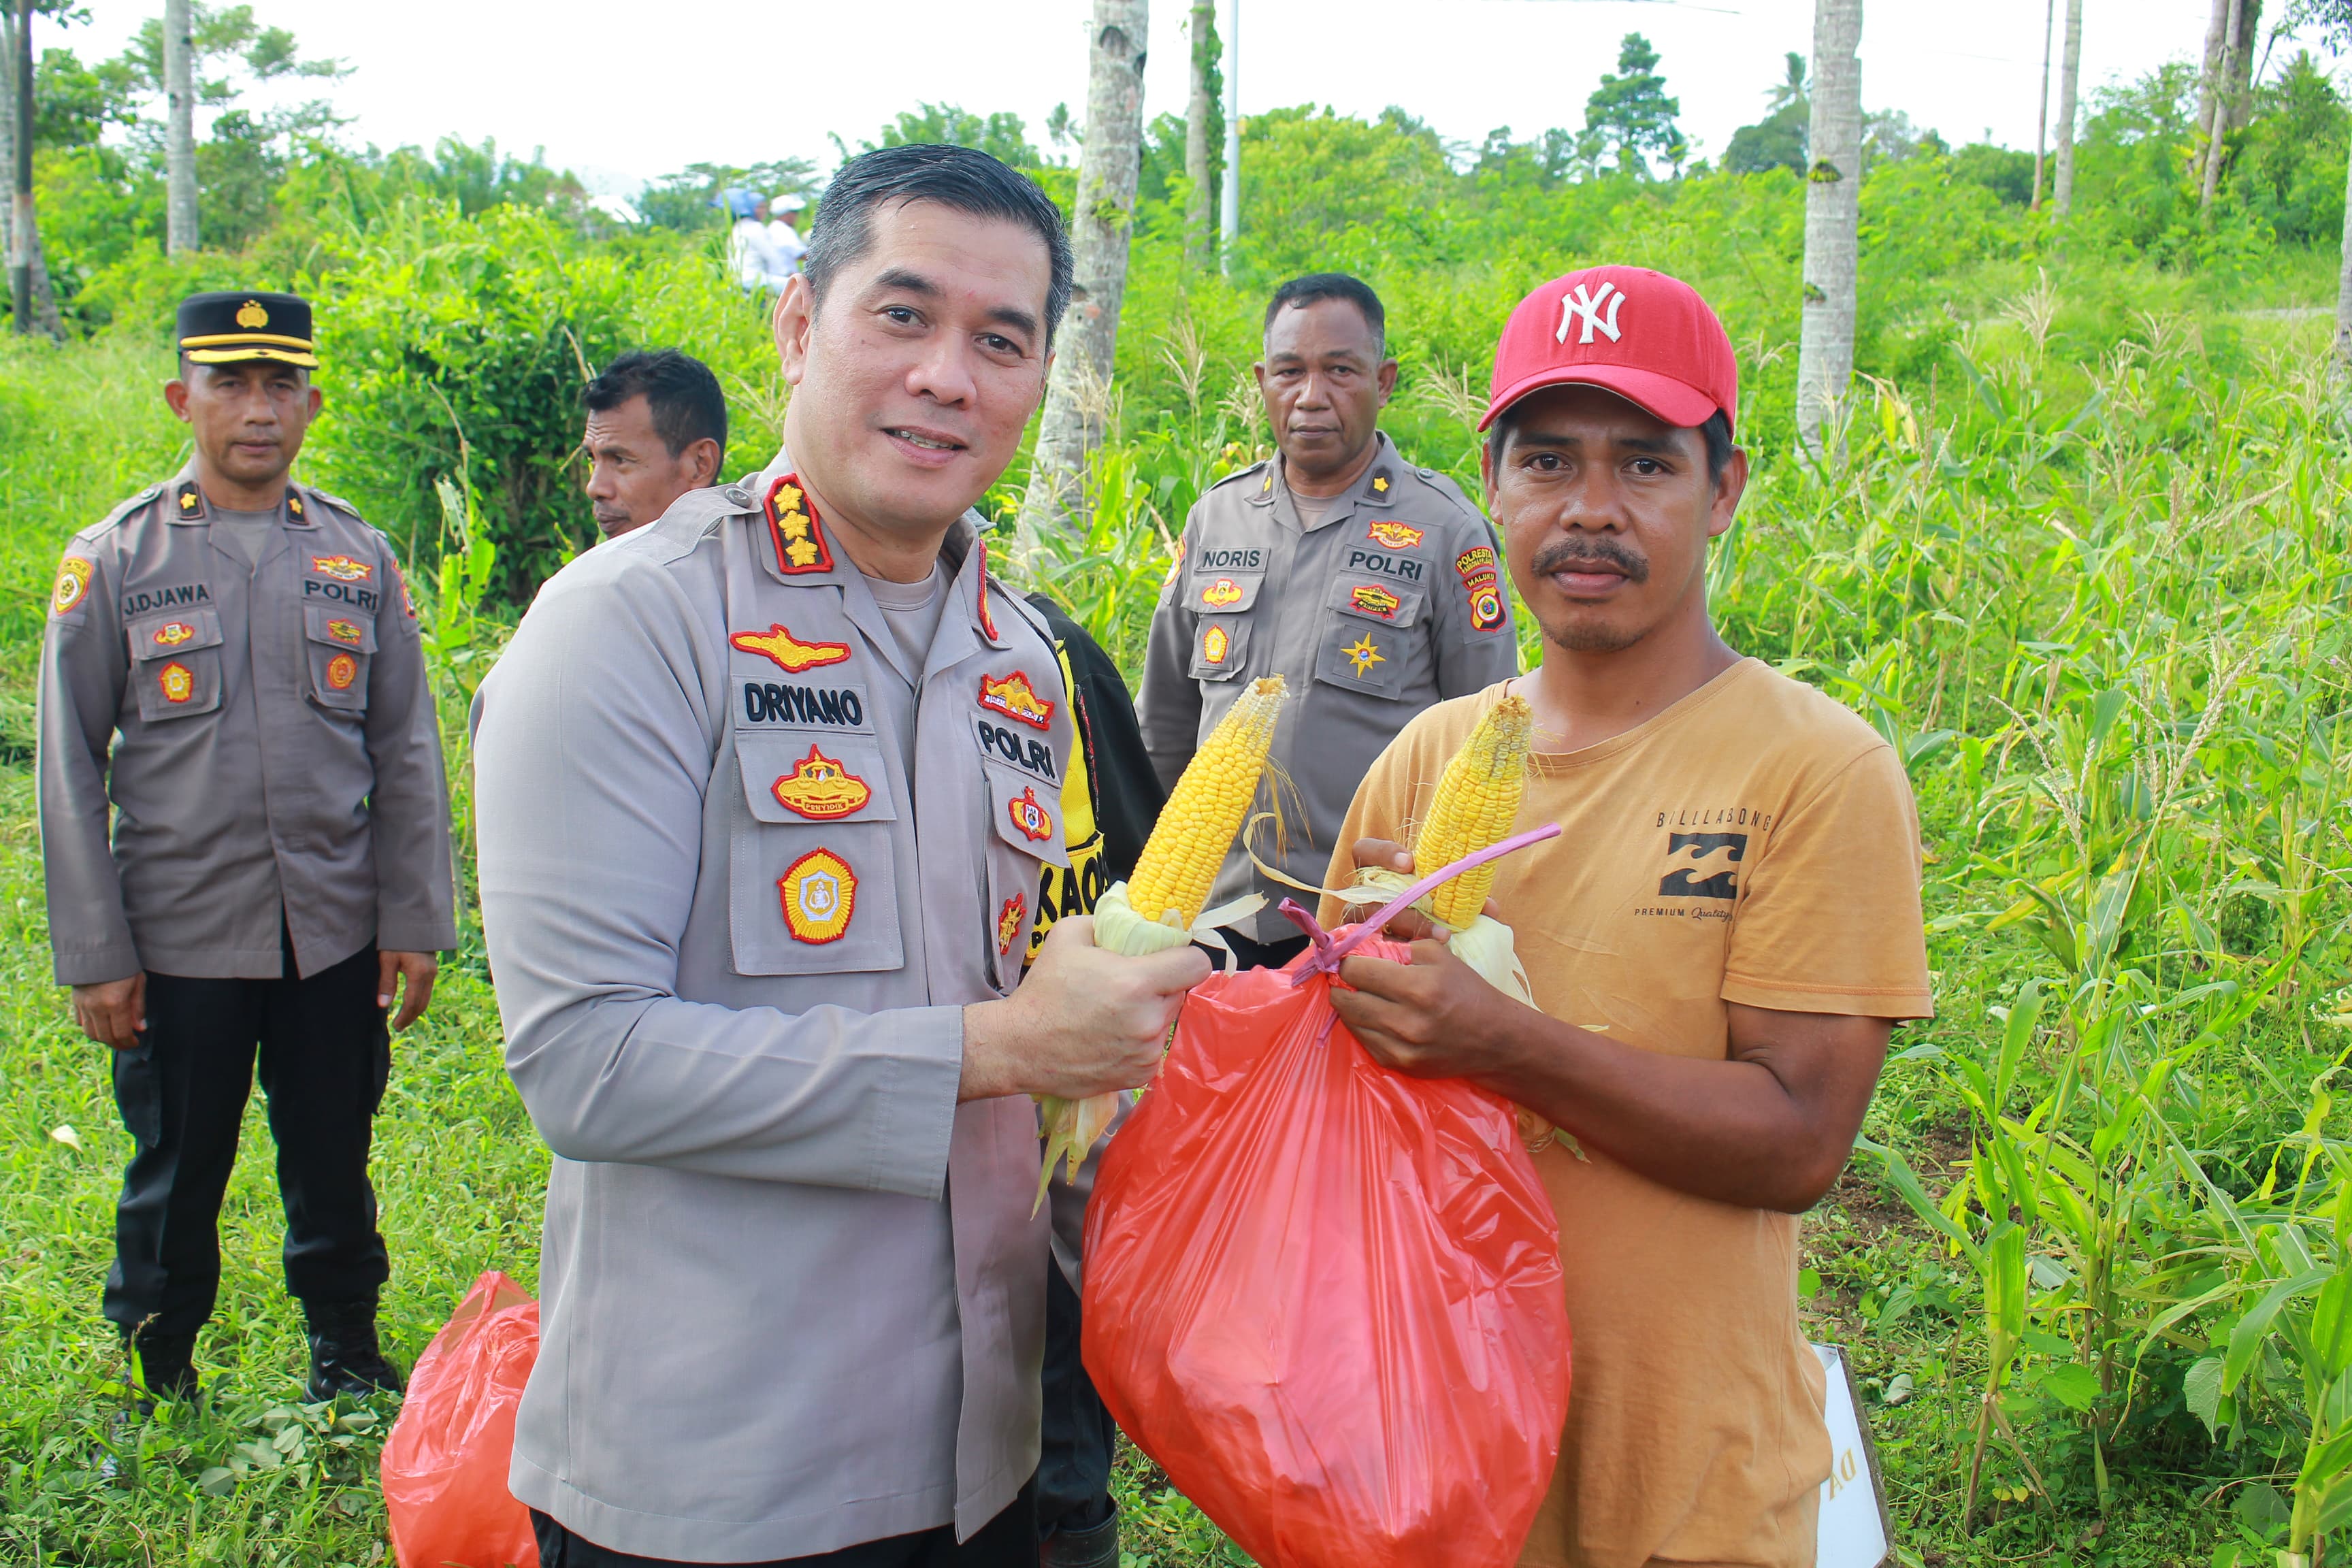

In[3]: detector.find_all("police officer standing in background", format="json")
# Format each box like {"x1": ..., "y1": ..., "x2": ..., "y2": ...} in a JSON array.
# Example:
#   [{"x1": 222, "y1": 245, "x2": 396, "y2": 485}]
[
  {"x1": 1139, "y1": 273, "x2": 1519, "y2": 967},
  {"x1": 38, "y1": 291, "x2": 455, "y2": 1407}
]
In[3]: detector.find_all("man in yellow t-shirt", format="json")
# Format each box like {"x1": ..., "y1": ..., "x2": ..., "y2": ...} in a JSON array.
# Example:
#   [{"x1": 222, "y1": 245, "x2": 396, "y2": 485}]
[{"x1": 1320, "y1": 265, "x2": 1933, "y2": 1568}]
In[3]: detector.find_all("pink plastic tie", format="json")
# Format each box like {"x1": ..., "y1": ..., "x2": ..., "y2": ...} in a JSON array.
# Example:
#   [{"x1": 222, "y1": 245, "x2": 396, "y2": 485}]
[{"x1": 1286, "y1": 822, "x2": 1561, "y2": 985}]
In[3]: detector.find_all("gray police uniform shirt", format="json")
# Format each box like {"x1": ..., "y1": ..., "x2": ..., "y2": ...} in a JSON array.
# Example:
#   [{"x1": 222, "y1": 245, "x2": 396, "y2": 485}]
[
  {"x1": 1137, "y1": 431, "x2": 1519, "y2": 939},
  {"x1": 37, "y1": 472, "x2": 456, "y2": 983},
  {"x1": 472, "y1": 456, "x2": 1079, "y2": 1560}
]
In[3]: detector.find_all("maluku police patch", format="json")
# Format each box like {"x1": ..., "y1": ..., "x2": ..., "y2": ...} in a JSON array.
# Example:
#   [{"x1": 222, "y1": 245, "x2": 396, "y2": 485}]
[
  {"x1": 51, "y1": 557, "x2": 93, "y2": 616},
  {"x1": 1007, "y1": 786, "x2": 1055, "y2": 843},
  {"x1": 779, "y1": 848, "x2": 856, "y2": 943}
]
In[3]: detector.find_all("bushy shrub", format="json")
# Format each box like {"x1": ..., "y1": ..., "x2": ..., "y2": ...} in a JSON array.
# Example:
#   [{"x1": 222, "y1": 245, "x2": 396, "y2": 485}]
[{"x1": 301, "y1": 201, "x2": 775, "y2": 604}]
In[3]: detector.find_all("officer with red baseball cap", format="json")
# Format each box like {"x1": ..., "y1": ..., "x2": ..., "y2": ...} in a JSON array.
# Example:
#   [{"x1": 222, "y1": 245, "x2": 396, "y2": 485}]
[{"x1": 1320, "y1": 265, "x2": 1933, "y2": 1566}]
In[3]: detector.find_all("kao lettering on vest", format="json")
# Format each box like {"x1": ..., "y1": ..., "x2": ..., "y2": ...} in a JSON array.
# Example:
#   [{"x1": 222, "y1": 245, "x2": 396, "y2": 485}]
[
  {"x1": 1345, "y1": 549, "x2": 1426, "y2": 583},
  {"x1": 742, "y1": 681, "x2": 866, "y2": 728}
]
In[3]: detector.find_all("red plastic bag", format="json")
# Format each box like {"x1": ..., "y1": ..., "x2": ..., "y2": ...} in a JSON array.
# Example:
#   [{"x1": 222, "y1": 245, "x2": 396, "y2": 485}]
[
  {"x1": 382, "y1": 1271, "x2": 542, "y2": 1568},
  {"x1": 1083, "y1": 938, "x2": 1571, "y2": 1568}
]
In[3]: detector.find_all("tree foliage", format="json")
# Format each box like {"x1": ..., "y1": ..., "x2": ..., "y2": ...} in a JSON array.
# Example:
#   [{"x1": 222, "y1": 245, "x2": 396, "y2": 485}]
[{"x1": 1578, "y1": 33, "x2": 1686, "y2": 179}]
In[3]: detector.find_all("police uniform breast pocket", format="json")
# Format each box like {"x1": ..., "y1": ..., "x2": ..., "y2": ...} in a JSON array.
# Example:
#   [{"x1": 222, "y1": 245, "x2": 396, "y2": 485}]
[
  {"x1": 301, "y1": 604, "x2": 375, "y2": 715},
  {"x1": 979, "y1": 755, "x2": 1073, "y2": 992},
  {"x1": 1311, "y1": 576, "x2": 1429, "y2": 701},
  {"x1": 1190, "y1": 615, "x2": 1254, "y2": 681},
  {"x1": 127, "y1": 608, "x2": 225, "y2": 721},
  {"x1": 728, "y1": 731, "x2": 906, "y2": 977}
]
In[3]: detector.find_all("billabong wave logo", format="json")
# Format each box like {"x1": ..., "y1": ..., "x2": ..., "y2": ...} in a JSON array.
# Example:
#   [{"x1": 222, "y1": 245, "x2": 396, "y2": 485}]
[{"x1": 1658, "y1": 831, "x2": 1745, "y2": 899}]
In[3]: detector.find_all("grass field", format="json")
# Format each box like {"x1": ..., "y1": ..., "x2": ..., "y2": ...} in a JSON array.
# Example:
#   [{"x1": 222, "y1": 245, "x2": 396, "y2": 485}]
[{"x1": 1, "y1": 280, "x2": 2348, "y2": 1566}]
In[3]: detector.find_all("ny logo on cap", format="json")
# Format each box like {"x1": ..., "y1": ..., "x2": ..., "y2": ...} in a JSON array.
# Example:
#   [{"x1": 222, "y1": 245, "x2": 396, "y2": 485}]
[{"x1": 1556, "y1": 281, "x2": 1627, "y2": 346}]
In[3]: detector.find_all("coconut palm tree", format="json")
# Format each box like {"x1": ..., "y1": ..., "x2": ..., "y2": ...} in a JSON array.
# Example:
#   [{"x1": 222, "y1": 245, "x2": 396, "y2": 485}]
[
  {"x1": 1795, "y1": 0, "x2": 1862, "y2": 454},
  {"x1": 1018, "y1": 0, "x2": 1149, "y2": 544},
  {"x1": 165, "y1": 0, "x2": 197, "y2": 253},
  {"x1": 2053, "y1": 0, "x2": 2083, "y2": 214}
]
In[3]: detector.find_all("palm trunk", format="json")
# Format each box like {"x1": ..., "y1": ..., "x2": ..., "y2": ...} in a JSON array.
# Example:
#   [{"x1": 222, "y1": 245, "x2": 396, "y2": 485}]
[
  {"x1": 1219, "y1": 0, "x2": 1239, "y2": 274},
  {"x1": 1016, "y1": 0, "x2": 1149, "y2": 546},
  {"x1": 1184, "y1": 0, "x2": 1215, "y2": 273},
  {"x1": 0, "y1": 4, "x2": 12, "y2": 272},
  {"x1": 2332, "y1": 138, "x2": 2352, "y2": 381},
  {"x1": 2031, "y1": 0, "x2": 2054, "y2": 210},
  {"x1": 164, "y1": 0, "x2": 199, "y2": 254},
  {"x1": 9, "y1": 0, "x2": 35, "y2": 335},
  {"x1": 2201, "y1": 0, "x2": 2259, "y2": 210},
  {"x1": 2194, "y1": 0, "x2": 2228, "y2": 194},
  {"x1": 1795, "y1": 0, "x2": 1862, "y2": 455},
  {"x1": 2053, "y1": 0, "x2": 2083, "y2": 216}
]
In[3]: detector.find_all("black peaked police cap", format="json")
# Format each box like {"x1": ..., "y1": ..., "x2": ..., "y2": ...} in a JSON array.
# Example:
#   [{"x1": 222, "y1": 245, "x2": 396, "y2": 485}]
[{"x1": 176, "y1": 291, "x2": 318, "y2": 368}]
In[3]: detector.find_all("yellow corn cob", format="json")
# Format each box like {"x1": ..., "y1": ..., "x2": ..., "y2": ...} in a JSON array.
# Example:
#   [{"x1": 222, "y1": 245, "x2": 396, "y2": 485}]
[
  {"x1": 1413, "y1": 693, "x2": 1533, "y2": 930},
  {"x1": 1126, "y1": 674, "x2": 1288, "y2": 928}
]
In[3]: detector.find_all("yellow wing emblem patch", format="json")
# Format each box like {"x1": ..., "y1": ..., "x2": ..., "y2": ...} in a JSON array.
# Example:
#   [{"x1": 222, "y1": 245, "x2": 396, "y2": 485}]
[{"x1": 770, "y1": 746, "x2": 872, "y2": 821}]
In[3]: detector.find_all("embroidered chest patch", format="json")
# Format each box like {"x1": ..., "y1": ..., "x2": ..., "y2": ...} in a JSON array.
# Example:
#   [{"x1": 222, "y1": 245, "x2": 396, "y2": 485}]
[
  {"x1": 1007, "y1": 786, "x2": 1055, "y2": 843},
  {"x1": 998, "y1": 894, "x2": 1026, "y2": 957},
  {"x1": 732, "y1": 623, "x2": 853, "y2": 674},
  {"x1": 1365, "y1": 521, "x2": 1424, "y2": 551},
  {"x1": 159, "y1": 662, "x2": 195, "y2": 704},
  {"x1": 978, "y1": 670, "x2": 1056, "y2": 730},
  {"x1": 770, "y1": 745, "x2": 873, "y2": 821},
  {"x1": 779, "y1": 848, "x2": 857, "y2": 943}
]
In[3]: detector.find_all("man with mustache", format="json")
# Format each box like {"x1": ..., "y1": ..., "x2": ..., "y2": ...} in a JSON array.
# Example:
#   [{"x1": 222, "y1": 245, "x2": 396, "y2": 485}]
[
  {"x1": 473, "y1": 146, "x2": 1208, "y2": 1566},
  {"x1": 1138, "y1": 273, "x2": 1518, "y2": 968},
  {"x1": 580, "y1": 348, "x2": 728, "y2": 540},
  {"x1": 1322, "y1": 266, "x2": 1933, "y2": 1567}
]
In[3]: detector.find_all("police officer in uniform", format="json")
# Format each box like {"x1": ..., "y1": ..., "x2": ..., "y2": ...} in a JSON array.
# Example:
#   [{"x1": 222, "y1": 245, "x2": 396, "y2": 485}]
[
  {"x1": 38, "y1": 291, "x2": 456, "y2": 1406},
  {"x1": 474, "y1": 146, "x2": 1205, "y2": 1567},
  {"x1": 1139, "y1": 273, "x2": 1520, "y2": 967}
]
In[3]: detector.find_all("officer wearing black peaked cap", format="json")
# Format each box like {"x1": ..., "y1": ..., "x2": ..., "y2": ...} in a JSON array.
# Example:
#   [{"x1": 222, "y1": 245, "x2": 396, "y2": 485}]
[{"x1": 37, "y1": 290, "x2": 457, "y2": 1407}]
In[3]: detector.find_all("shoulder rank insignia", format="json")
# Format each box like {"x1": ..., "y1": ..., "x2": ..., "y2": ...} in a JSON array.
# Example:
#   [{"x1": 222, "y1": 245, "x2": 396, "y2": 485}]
[
  {"x1": 1202, "y1": 624, "x2": 1231, "y2": 666},
  {"x1": 159, "y1": 661, "x2": 196, "y2": 704},
  {"x1": 1365, "y1": 520, "x2": 1424, "y2": 551},
  {"x1": 998, "y1": 894, "x2": 1026, "y2": 957},
  {"x1": 975, "y1": 537, "x2": 1000, "y2": 644},
  {"x1": 175, "y1": 483, "x2": 206, "y2": 519},
  {"x1": 732, "y1": 623, "x2": 852, "y2": 674},
  {"x1": 979, "y1": 670, "x2": 1056, "y2": 730},
  {"x1": 1349, "y1": 584, "x2": 1402, "y2": 620},
  {"x1": 285, "y1": 491, "x2": 306, "y2": 521},
  {"x1": 1260, "y1": 470, "x2": 1273, "y2": 493},
  {"x1": 770, "y1": 745, "x2": 872, "y2": 821},
  {"x1": 779, "y1": 848, "x2": 857, "y2": 943},
  {"x1": 1201, "y1": 576, "x2": 1244, "y2": 608},
  {"x1": 766, "y1": 473, "x2": 836, "y2": 575},
  {"x1": 1369, "y1": 467, "x2": 1394, "y2": 500},
  {"x1": 1341, "y1": 634, "x2": 1386, "y2": 677},
  {"x1": 50, "y1": 557, "x2": 94, "y2": 617},
  {"x1": 1007, "y1": 785, "x2": 1055, "y2": 843},
  {"x1": 310, "y1": 555, "x2": 372, "y2": 582}
]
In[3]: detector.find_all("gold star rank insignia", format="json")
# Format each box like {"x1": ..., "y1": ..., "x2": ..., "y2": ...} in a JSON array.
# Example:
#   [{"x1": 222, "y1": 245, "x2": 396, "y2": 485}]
[
  {"x1": 1342, "y1": 634, "x2": 1385, "y2": 676},
  {"x1": 1370, "y1": 468, "x2": 1392, "y2": 496}
]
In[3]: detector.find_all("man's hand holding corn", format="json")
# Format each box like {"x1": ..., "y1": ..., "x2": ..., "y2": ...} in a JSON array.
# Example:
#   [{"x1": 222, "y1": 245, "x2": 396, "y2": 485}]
[{"x1": 962, "y1": 917, "x2": 1210, "y2": 1104}]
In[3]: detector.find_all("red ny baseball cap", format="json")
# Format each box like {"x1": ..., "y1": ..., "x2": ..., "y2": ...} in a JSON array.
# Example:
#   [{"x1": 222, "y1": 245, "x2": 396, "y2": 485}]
[{"x1": 1480, "y1": 265, "x2": 1740, "y2": 437}]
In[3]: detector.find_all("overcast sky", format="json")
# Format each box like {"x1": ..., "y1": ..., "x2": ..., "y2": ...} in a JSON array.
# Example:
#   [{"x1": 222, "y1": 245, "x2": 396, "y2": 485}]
[{"x1": 47, "y1": 1, "x2": 2328, "y2": 197}]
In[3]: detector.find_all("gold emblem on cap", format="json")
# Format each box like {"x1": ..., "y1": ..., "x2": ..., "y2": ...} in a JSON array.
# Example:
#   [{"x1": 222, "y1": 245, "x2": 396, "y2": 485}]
[{"x1": 235, "y1": 299, "x2": 270, "y2": 329}]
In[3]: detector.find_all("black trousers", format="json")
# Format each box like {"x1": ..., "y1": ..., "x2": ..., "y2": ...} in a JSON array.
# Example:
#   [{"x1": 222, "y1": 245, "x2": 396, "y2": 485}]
[
  {"x1": 103, "y1": 935, "x2": 391, "y2": 1339},
  {"x1": 1038, "y1": 1260, "x2": 1117, "y2": 1538},
  {"x1": 530, "y1": 1484, "x2": 1036, "y2": 1568}
]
